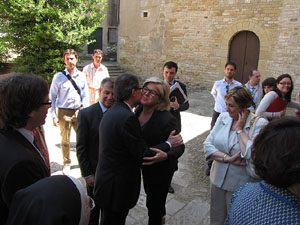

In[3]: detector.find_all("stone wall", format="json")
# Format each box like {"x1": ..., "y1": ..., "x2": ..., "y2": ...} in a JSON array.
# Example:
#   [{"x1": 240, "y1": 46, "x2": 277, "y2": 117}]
[{"x1": 118, "y1": 0, "x2": 300, "y2": 93}]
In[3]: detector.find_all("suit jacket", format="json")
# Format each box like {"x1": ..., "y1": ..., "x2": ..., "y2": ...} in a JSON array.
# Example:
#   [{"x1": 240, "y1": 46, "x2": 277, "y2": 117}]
[
  {"x1": 94, "y1": 102, "x2": 170, "y2": 212},
  {"x1": 0, "y1": 128, "x2": 50, "y2": 224},
  {"x1": 169, "y1": 80, "x2": 189, "y2": 132},
  {"x1": 76, "y1": 103, "x2": 103, "y2": 177},
  {"x1": 203, "y1": 112, "x2": 268, "y2": 192},
  {"x1": 135, "y1": 106, "x2": 185, "y2": 174},
  {"x1": 6, "y1": 175, "x2": 84, "y2": 225}
]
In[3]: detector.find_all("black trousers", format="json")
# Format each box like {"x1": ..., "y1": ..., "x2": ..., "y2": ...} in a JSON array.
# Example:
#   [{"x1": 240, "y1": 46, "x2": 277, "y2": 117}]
[
  {"x1": 100, "y1": 208, "x2": 129, "y2": 225},
  {"x1": 87, "y1": 185, "x2": 100, "y2": 225},
  {"x1": 210, "y1": 110, "x2": 220, "y2": 130},
  {"x1": 143, "y1": 167, "x2": 174, "y2": 225}
]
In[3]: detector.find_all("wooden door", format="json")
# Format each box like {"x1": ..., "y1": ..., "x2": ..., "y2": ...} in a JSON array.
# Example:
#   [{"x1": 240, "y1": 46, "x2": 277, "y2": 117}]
[
  {"x1": 88, "y1": 27, "x2": 103, "y2": 54},
  {"x1": 229, "y1": 31, "x2": 260, "y2": 84}
]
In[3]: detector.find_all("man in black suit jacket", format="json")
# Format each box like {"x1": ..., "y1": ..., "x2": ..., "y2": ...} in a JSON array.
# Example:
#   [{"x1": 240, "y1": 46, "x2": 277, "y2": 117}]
[
  {"x1": 163, "y1": 61, "x2": 189, "y2": 133},
  {"x1": 0, "y1": 73, "x2": 51, "y2": 224},
  {"x1": 76, "y1": 78, "x2": 114, "y2": 225},
  {"x1": 163, "y1": 61, "x2": 189, "y2": 194},
  {"x1": 94, "y1": 74, "x2": 183, "y2": 225}
]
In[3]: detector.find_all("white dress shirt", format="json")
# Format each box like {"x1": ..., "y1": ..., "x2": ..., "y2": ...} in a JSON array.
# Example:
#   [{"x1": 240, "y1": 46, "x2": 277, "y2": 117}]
[{"x1": 211, "y1": 78, "x2": 242, "y2": 113}]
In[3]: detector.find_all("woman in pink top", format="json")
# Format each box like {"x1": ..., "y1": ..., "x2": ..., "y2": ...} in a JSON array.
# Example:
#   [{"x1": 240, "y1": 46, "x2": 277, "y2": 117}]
[{"x1": 256, "y1": 74, "x2": 300, "y2": 120}]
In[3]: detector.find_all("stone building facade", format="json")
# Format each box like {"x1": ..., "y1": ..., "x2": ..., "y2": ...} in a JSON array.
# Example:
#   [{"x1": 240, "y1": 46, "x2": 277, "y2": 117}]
[{"x1": 118, "y1": 0, "x2": 300, "y2": 91}]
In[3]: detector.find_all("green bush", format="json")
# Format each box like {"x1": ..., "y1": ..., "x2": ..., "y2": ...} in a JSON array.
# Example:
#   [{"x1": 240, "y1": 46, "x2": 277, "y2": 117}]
[{"x1": 0, "y1": 0, "x2": 107, "y2": 82}]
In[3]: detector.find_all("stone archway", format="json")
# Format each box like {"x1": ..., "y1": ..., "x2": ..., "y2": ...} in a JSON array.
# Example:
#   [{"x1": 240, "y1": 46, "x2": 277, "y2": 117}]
[
  {"x1": 229, "y1": 31, "x2": 260, "y2": 84},
  {"x1": 217, "y1": 19, "x2": 271, "y2": 84}
]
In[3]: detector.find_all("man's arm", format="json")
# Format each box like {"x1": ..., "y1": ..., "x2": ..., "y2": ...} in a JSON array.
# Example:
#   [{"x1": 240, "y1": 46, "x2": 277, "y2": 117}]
[
  {"x1": 76, "y1": 109, "x2": 93, "y2": 179},
  {"x1": 80, "y1": 73, "x2": 90, "y2": 107},
  {"x1": 49, "y1": 74, "x2": 59, "y2": 126},
  {"x1": 170, "y1": 82, "x2": 189, "y2": 112}
]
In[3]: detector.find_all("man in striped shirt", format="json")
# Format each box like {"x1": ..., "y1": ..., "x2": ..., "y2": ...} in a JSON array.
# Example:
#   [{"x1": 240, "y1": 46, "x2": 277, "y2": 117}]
[{"x1": 83, "y1": 49, "x2": 110, "y2": 104}]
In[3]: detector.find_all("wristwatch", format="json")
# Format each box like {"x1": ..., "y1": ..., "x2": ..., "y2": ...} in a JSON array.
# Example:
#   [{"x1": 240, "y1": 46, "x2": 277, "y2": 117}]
[{"x1": 236, "y1": 130, "x2": 242, "y2": 135}]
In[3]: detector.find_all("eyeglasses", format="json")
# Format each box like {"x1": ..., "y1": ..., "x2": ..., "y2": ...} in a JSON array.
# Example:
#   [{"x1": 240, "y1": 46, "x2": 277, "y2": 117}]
[
  {"x1": 279, "y1": 82, "x2": 291, "y2": 86},
  {"x1": 41, "y1": 100, "x2": 52, "y2": 105},
  {"x1": 88, "y1": 196, "x2": 95, "y2": 210},
  {"x1": 142, "y1": 86, "x2": 160, "y2": 97},
  {"x1": 226, "y1": 85, "x2": 229, "y2": 93}
]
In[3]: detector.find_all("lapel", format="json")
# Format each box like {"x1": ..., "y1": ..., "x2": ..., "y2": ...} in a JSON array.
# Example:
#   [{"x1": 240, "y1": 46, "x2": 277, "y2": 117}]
[
  {"x1": 93, "y1": 102, "x2": 103, "y2": 121},
  {"x1": 5, "y1": 128, "x2": 50, "y2": 175},
  {"x1": 222, "y1": 114, "x2": 234, "y2": 153}
]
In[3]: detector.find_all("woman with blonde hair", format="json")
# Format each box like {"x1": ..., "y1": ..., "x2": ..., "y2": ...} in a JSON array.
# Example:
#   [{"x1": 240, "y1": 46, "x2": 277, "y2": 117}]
[
  {"x1": 135, "y1": 76, "x2": 185, "y2": 225},
  {"x1": 204, "y1": 86, "x2": 268, "y2": 225}
]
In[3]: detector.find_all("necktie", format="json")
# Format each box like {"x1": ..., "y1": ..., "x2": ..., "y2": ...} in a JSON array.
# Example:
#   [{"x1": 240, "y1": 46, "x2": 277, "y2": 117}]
[
  {"x1": 33, "y1": 136, "x2": 41, "y2": 152},
  {"x1": 33, "y1": 128, "x2": 51, "y2": 170},
  {"x1": 251, "y1": 87, "x2": 255, "y2": 95}
]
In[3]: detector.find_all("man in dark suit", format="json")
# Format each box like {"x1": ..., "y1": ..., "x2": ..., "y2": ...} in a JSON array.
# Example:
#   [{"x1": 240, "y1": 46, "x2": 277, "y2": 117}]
[
  {"x1": 94, "y1": 74, "x2": 183, "y2": 225},
  {"x1": 163, "y1": 61, "x2": 189, "y2": 132},
  {"x1": 76, "y1": 78, "x2": 114, "y2": 225},
  {"x1": 163, "y1": 61, "x2": 189, "y2": 193},
  {"x1": 0, "y1": 73, "x2": 51, "y2": 224}
]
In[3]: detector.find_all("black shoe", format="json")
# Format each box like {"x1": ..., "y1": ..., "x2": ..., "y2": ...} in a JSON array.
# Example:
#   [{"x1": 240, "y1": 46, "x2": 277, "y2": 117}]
[{"x1": 168, "y1": 185, "x2": 175, "y2": 194}]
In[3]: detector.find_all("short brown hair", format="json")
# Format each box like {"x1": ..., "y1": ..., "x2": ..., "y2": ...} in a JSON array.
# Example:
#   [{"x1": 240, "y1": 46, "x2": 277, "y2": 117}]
[
  {"x1": 93, "y1": 49, "x2": 103, "y2": 56},
  {"x1": 63, "y1": 49, "x2": 78, "y2": 59},
  {"x1": 224, "y1": 86, "x2": 253, "y2": 109},
  {"x1": 252, "y1": 117, "x2": 300, "y2": 188}
]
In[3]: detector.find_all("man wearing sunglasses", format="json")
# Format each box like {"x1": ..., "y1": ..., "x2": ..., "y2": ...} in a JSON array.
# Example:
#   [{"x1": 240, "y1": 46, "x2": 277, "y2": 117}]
[{"x1": 0, "y1": 73, "x2": 51, "y2": 224}]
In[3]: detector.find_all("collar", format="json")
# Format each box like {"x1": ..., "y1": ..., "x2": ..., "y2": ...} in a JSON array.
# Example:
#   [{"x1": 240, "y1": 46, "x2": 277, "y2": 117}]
[
  {"x1": 222, "y1": 77, "x2": 237, "y2": 85},
  {"x1": 16, "y1": 127, "x2": 34, "y2": 144},
  {"x1": 245, "y1": 81, "x2": 258, "y2": 89},
  {"x1": 98, "y1": 101, "x2": 107, "y2": 113},
  {"x1": 64, "y1": 68, "x2": 79, "y2": 77},
  {"x1": 123, "y1": 101, "x2": 134, "y2": 112},
  {"x1": 168, "y1": 79, "x2": 175, "y2": 86}
]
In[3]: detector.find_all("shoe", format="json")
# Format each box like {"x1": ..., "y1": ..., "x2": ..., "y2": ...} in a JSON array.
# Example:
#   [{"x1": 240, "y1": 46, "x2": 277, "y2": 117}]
[
  {"x1": 63, "y1": 164, "x2": 71, "y2": 175},
  {"x1": 168, "y1": 185, "x2": 175, "y2": 194}
]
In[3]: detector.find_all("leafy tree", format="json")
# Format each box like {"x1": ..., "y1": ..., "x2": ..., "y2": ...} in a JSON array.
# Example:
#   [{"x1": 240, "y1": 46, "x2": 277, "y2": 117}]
[{"x1": 0, "y1": 0, "x2": 107, "y2": 82}]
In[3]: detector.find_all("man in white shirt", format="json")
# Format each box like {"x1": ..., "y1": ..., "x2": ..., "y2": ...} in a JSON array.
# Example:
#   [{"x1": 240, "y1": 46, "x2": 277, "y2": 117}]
[
  {"x1": 49, "y1": 49, "x2": 89, "y2": 168},
  {"x1": 207, "y1": 62, "x2": 242, "y2": 176},
  {"x1": 83, "y1": 49, "x2": 110, "y2": 104},
  {"x1": 244, "y1": 70, "x2": 263, "y2": 110},
  {"x1": 210, "y1": 62, "x2": 242, "y2": 129}
]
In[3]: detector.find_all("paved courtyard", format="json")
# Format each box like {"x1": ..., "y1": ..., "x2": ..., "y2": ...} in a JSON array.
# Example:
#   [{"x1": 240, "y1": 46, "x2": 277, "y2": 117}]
[{"x1": 46, "y1": 87, "x2": 214, "y2": 225}]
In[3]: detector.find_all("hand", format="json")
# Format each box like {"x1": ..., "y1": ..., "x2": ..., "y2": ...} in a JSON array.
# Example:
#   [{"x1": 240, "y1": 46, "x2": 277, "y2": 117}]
[
  {"x1": 167, "y1": 130, "x2": 183, "y2": 147},
  {"x1": 85, "y1": 175, "x2": 95, "y2": 187},
  {"x1": 226, "y1": 152, "x2": 246, "y2": 166},
  {"x1": 236, "y1": 109, "x2": 248, "y2": 130},
  {"x1": 170, "y1": 96, "x2": 179, "y2": 109},
  {"x1": 143, "y1": 148, "x2": 168, "y2": 165},
  {"x1": 52, "y1": 118, "x2": 59, "y2": 127},
  {"x1": 280, "y1": 109, "x2": 286, "y2": 117}
]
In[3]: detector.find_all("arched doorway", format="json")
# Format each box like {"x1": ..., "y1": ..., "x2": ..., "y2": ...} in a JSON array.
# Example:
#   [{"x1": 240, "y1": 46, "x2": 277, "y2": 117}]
[{"x1": 229, "y1": 31, "x2": 260, "y2": 84}]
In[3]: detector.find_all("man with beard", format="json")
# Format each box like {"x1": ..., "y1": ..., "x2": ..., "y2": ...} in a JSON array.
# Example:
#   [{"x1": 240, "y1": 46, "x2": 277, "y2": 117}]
[{"x1": 49, "y1": 49, "x2": 89, "y2": 172}]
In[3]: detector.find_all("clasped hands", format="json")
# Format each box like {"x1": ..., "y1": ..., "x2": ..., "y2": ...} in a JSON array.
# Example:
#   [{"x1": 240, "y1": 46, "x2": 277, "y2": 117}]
[{"x1": 143, "y1": 130, "x2": 183, "y2": 165}]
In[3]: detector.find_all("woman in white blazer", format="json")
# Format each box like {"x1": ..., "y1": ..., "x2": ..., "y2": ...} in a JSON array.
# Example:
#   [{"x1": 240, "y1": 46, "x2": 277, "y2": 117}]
[{"x1": 204, "y1": 86, "x2": 268, "y2": 225}]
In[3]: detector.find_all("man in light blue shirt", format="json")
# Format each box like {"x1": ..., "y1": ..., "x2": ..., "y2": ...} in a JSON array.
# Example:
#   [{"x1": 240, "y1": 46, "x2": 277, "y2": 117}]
[
  {"x1": 49, "y1": 49, "x2": 89, "y2": 169},
  {"x1": 244, "y1": 70, "x2": 263, "y2": 110}
]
